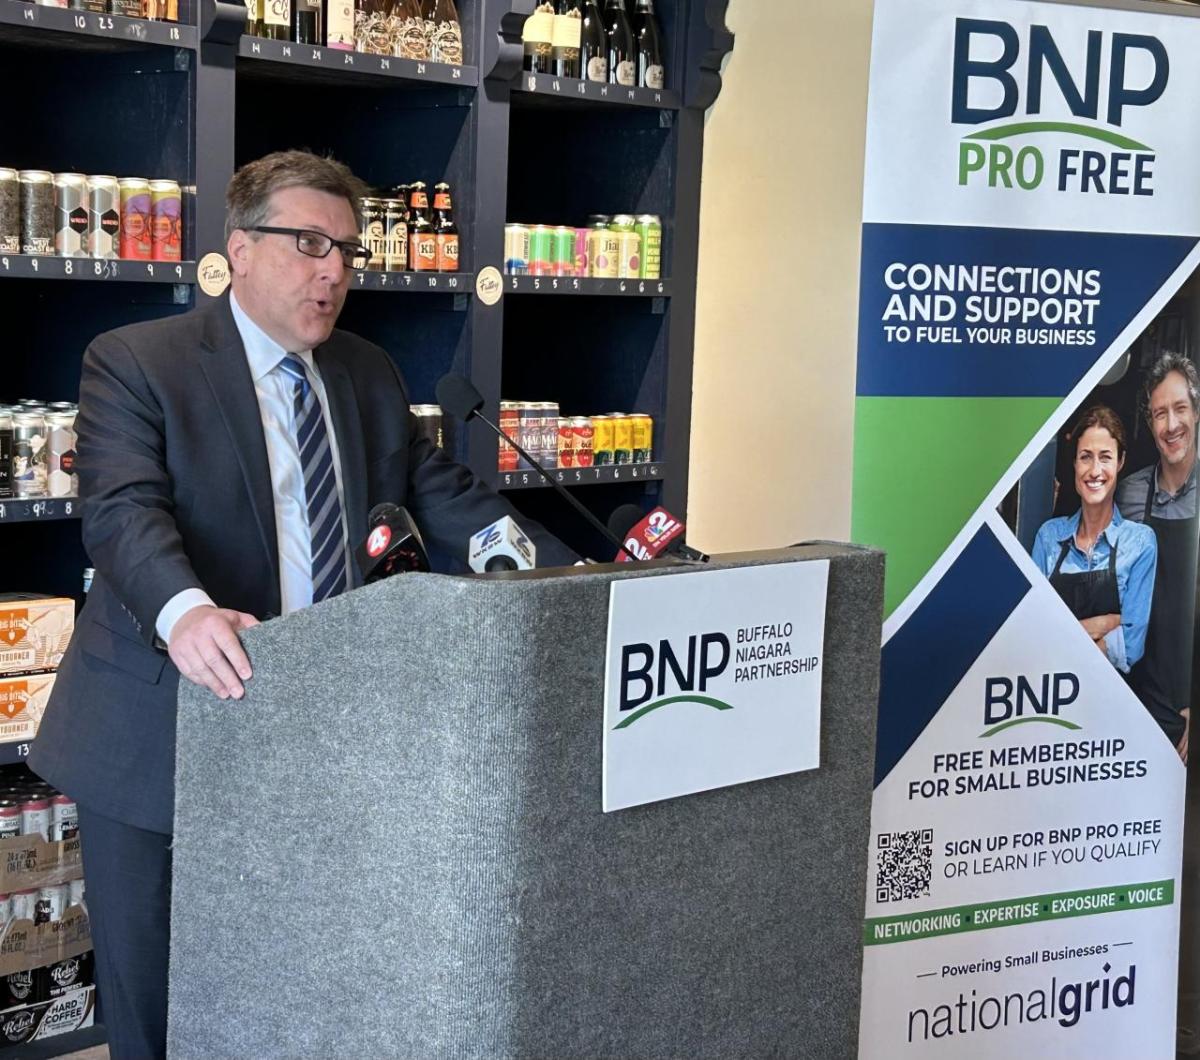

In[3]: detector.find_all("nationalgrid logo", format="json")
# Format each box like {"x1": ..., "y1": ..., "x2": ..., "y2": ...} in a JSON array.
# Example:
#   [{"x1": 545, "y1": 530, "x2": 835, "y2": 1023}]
[
  {"x1": 979, "y1": 672, "x2": 1082, "y2": 738},
  {"x1": 951, "y1": 18, "x2": 1166, "y2": 196}
]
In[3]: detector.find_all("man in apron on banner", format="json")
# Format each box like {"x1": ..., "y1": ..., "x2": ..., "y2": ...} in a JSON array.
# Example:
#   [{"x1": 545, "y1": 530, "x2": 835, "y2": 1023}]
[{"x1": 1117, "y1": 352, "x2": 1200, "y2": 762}]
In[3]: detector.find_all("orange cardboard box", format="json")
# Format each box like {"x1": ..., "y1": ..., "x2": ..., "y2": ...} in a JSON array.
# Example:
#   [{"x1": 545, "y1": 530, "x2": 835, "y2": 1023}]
[
  {"x1": 0, "y1": 673, "x2": 55, "y2": 745},
  {"x1": 0, "y1": 599, "x2": 74, "y2": 678}
]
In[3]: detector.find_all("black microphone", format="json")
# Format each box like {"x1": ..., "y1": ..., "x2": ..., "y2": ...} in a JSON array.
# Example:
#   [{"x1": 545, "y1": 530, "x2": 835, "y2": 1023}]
[
  {"x1": 436, "y1": 374, "x2": 639, "y2": 562},
  {"x1": 356, "y1": 503, "x2": 431, "y2": 583},
  {"x1": 607, "y1": 504, "x2": 710, "y2": 563}
]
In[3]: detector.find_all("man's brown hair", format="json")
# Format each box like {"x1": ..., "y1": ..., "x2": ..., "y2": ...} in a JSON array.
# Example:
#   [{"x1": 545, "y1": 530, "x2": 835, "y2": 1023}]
[{"x1": 225, "y1": 150, "x2": 370, "y2": 239}]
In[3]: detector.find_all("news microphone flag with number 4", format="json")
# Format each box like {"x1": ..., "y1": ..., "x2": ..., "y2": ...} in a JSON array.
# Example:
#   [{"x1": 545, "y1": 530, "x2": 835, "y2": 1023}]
[{"x1": 852, "y1": 1, "x2": 1196, "y2": 1056}]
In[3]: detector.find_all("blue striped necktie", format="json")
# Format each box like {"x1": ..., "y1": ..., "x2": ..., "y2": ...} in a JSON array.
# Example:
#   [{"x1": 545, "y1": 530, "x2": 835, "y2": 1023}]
[{"x1": 277, "y1": 354, "x2": 350, "y2": 603}]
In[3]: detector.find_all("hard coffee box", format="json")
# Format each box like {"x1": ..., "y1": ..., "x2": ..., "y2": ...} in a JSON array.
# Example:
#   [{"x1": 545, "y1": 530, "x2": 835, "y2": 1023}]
[
  {"x1": 0, "y1": 673, "x2": 55, "y2": 744},
  {"x1": 0, "y1": 598, "x2": 74, "y2": 677},
  {"x1": 0, "y1": 984, "x2": 94, "y2": 1046}
]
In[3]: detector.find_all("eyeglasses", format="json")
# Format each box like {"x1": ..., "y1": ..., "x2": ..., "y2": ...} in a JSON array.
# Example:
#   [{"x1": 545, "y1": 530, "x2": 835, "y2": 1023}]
[{"x1": 248, "y1": 226, "x2": 372, "y2": 270}]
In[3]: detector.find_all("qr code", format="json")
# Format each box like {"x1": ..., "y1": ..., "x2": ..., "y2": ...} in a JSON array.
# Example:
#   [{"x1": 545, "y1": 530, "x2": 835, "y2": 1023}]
[{"x1": 875, "y1": 828, "x2": 933, "y2": 903}]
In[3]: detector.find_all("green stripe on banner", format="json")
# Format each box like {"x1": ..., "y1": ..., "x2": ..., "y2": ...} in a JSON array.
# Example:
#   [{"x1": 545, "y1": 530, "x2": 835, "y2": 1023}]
[
  {"x1": 864, "y1": 879, "x2": 1174, "y2": 946},
  {"x1": 851, "y1": 396, "x2": 1059, "y2": 617}
]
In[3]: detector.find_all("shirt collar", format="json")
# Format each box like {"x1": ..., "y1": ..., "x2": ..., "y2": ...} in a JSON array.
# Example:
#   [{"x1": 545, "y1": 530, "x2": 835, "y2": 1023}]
[
  {"x1": 1152, "y1": 459, "x2": 1199, "y2": 504},
  {"x1": 229, "y1": 291, "x2": 313, "y2": 383},
  {"x1": 1059, "y1": 506, "x2": 1122, "y2": 548}
]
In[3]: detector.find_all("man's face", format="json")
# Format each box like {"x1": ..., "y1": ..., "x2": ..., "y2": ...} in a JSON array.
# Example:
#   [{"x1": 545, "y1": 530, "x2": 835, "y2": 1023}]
[
  {"x1": 1149, "y1": 370, "x2": 1198, "y2": 470},
  {"x1": 227, "y1": 186, "x2": 359, "y2": 352}
]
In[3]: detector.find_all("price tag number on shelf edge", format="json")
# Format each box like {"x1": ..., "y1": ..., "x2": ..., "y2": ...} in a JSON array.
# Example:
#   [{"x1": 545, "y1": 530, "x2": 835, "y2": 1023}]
[{"x1": 15, "y1": 745, "x2": 28, "y2": 759}]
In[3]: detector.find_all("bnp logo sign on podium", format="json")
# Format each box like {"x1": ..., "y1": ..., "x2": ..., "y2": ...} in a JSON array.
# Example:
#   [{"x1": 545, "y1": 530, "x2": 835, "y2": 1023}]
[{"x1": 602, "y1": 562, "x2": 830, "y2": 812}]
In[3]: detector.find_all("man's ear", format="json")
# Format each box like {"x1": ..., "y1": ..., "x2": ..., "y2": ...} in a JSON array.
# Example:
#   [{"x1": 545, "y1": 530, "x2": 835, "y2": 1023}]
[{"x1": 227, "y1": 230, "x2": 251, "y2": 276}]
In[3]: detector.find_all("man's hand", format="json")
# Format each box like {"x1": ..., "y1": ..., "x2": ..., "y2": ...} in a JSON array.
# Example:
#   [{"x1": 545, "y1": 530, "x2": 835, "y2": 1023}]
[
  {"x1": 1178, "y1": 708, "x2": 1190, "y2": 766},
  {"x1": 168, "y1": 605, "x2": 259, "y2": 700}
]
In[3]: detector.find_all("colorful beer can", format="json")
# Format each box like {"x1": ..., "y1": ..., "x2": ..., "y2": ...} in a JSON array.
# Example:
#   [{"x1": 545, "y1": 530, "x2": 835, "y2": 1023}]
[
  {"x1": 498, "y1": 401, "x2": 520, "y2": 471},
  {"x1": 0, "y1": 169, "x2": 18, "y2": 254},
  {"x1": 574, "y1": 227, "x2": 590, "y2": 278},
  {"x1": 504, "y1": 224, "x2": 531, "y2": 276},
  {"x1": 12, "y1": 412, "x2": 47, "y2": 500},
  {"x1": 517, "y1": 402, "x2": 539, "y2": 470},
  {"x1": 591, "y1": 415, "x2": 614, "y2": 466},
  {"x1": 18, "y1": 171, "x2": 53, "y2": 256},
  {"x1": 617, "y1": 230, "x2": 641, "y2": 279},
  {"x1": 150, "y1": 179, "x2": 181, "y2": 261},
  {"x1": 86, "y1": 175, "x2": 120, "y2": 259},
  {"x1": 0, "y1": 801, "x2": 19, "y2": 841},
  {"x1": 383, "y1": 198, "x2": 407, "y2": 272},
  {"x1": 45, "y1": 411, "x2": 78, "y2": 499},
  {"x1": 537, "y1": 402, "x2": 560, "y2": 469},
  {"x1": 118, "y1": 178, "x2": 151, "y2": 259},
  {"x1": 572, "y1": 416, "x2": 594, "y2": 467},
  {"x1": 635, "y1": 214, "x2": 662, "y2": 279},
  {"x1": 49, "y1": 794, "x2": 78, "y2": 842},
  {"x1": 611, "y1": 414, "x2": 633, "y2": 464},
  {"x1": 360, "y1": 197, "x2": 385, "y2": 271},
  {"x1": 551, "y1": 226, "x2": 576, "y2": 278},
  {"x1": 529, "y1": 225, "x2": 554, "y2": 277},
  {"x1": 557, "y1": 417, "x2": 575, "y2": 468},
  {"x1": 631, "y1": 413, "x2": 653, "y2": 463},
  {"x1": 588, "y1": 227, "x2": 620, "y2": 279},
  {"x1": 19, "y1": 794, "x2": 50, "y2": 841}
]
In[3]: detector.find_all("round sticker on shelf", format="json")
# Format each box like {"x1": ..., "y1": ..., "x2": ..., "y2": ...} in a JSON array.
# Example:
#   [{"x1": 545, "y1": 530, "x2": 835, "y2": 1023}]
[
  {"x1": 197, "y1": 252, "x2": 231, "y2": 297},
  {"x1": 476, "y1": 266, "x2": 503, "y2": 307}
]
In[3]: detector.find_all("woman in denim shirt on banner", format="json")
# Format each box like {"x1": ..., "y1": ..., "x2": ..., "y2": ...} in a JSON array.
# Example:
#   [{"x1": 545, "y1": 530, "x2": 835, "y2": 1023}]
[{"x1": 1032, "y1": 405, "x2": 1158, "y2": 672}]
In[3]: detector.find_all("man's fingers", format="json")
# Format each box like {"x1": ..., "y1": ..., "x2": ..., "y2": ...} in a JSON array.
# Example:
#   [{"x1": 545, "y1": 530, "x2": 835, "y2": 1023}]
[
  {"x1": 211, "y1": 621, "x2": 252, "y2": 683},
  {"x1": 201, "y1": 650, "x2": 243, "y2": 700},
  {"x1": 235, "y1": 612, "x2": 261, "y2": 630}
]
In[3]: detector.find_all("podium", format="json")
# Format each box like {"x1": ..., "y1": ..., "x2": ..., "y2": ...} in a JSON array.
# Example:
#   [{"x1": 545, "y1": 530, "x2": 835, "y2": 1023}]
[{"x1": 166, "y1": 544, "x2": 883, "y2": 1059}]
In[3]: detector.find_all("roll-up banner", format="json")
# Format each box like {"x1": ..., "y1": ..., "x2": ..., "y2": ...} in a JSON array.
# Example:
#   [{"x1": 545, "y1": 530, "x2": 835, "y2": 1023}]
[{"x1": 853, "y1": 1, "x2": 1200, "y2": 1055}]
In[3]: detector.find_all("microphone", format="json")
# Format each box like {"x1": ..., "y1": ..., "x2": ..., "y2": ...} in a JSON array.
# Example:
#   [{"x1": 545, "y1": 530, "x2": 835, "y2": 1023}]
[
  {"x1": 469, "y1": 515, "x2": 537, "y2": 573},
  {"x1": 356, "y1": 503, "x2": 431, "y2": 583},
  {"x1": 436, "y1": 373, "x2": 639, "y2": 562},
  {"x1": 608, "y1": 504, "x2": 710, "y2": 564}
]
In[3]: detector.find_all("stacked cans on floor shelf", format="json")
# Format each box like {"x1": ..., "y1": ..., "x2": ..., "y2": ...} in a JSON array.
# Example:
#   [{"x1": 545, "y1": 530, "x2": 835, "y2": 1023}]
[
  {"x1": 360, "y1": 181, "x2": 459, "y2": 274},
  {"x1": 0, "y1": 169, "x2": 182, "y2": 262},
  {"x1": 504, "y1": 214, "x2": 661, "y2": 280},
  {"x1": 0, "y1": 401, "x2": 78, "y2": 502},
  {"x1": 498, "y1": 402, "x2": 653, "y2": 470},
  {"x1": 409, "y1": 404, "x2": 445, "y2": 449}
]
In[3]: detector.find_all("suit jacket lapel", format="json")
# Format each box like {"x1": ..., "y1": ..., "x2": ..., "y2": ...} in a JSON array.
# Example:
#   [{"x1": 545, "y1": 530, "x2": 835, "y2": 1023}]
[
  {"x1": 198, "y1": 297, "x2": 282, "y2": 611},
  {"x1": 315, "y1": 344, "x2": 368, "y2": 588}
]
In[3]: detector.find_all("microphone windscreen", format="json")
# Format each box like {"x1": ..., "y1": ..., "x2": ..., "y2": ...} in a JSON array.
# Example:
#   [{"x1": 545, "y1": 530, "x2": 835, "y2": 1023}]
[
  {"x1": 607, "y1": 504, "x2": 647, "y2": 541},
  {"x1": 435, "y1": 374, "x2": 485, "y2": 422}
]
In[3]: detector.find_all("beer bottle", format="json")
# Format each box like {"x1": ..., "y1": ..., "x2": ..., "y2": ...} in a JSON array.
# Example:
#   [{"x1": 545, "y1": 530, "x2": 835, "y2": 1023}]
[
  {"x1": 580, "y1": 0, "x2": 607, "y2": 83},
  {"x1": 552, "y1": 0, "x2": 583, "y2": 79},
  {"x1": 523, "y1": 1, "x2": 555, "y2": 73},
  {"x1": 407, "y1": 182, "x2": 437, "y2": 273},
  {"x1": 425, "y1": 0, "x2": 462, "y2": 65},
  {"x1": 603, "y1": 0, "x2": 634, "y2": 87},
  {"x1": 432, "y1": 183, "x2": 459, "y2": 274},
  {"x1": 261, "y1": 0, "x2": 293, "y2": 39},
  {"x1": 244, "y1": 0, "x2": 264, "y2": 35},
  {"x1": 291, "y1": 0, "x2": 321, "y2": 44},
  {"x1": 634, "y1": 0, "x2": 663, "y2": 90}
]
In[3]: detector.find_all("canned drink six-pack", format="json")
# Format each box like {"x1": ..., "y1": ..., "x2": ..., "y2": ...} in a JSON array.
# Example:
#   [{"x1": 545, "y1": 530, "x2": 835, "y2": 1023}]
[
  {"x1": 503, "y1": 213, "x2": 661, "y2": 280},
  {"x1": 498, "y1": 404, "x2": 652, "y2": 470}
]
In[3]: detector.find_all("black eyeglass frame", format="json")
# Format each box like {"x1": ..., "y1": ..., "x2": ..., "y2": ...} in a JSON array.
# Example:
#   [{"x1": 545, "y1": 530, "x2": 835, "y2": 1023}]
[{"x1": 247, "y1": 226, "x2": 372, "y2": 268}]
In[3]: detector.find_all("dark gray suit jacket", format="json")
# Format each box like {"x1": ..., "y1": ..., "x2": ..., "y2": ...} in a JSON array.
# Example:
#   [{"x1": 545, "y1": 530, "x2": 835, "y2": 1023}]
[{"x1": 29, "y1": 295, "x2": 575, "y2": 833}]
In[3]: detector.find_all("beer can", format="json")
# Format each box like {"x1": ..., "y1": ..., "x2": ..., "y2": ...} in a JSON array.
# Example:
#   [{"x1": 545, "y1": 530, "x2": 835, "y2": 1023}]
[
  {"x1": 118, "y1": 178, "x2": 151, "y2": 260},
  {"x1": 617, "y1": 230, "x2": 641, "y2": 279},
  {"x1": 557, "y1": 417, "x2": 575, "y2": 468},
  {"x1": 498, "y1": 401, "x2": 519, "y2": 472},
  {"x1": 53, "y1": 173, "x2": 88, "y2": 258},
  {"x1": 517, "y1": 402, "x2": 539, "y2": 470},
  {"x1": 10, "y1": 891, "x2": 36, "y2": 924},
  {"x1": 149, "y1": 179, "x2": 182, "y2": 262},
  {"x1": 592, "y1": 415, "x2": 614, "y2": 466},
  {"x1": 360, "y1": 197, "x2": 385, "y2": 271},
  {"x1": 574, "y1": 227, "x2": 590, "y2": 279},
  {"x1": 551, "y1": 226, "x2": 576, "y2": 278},
  {"x1": 0, "y1": 169, "x2": 17, "y2": 254},
  {"x1": 0, "y1": 411, "x2": 12, "y2": 500},
  {"x1": 86, "y1": 175, "x2": 120, "y2": 259},
  {"x1": 68, "y1": 878, "x2": 84, "y2": 907},
  {"x1": 382, "y1": 198, "x2": 407, "y2": 272},
  {"x1": 49, "y1": 794, "x2": 78, "y2": 842},
  {"x1": 12, "y1": 412, "x2": 47, "y2": 500},
  {"x1": 635, "y1": 214, "x2": 662, "y2": 279},
  {"x1": 529, "y1": 225, "x2": 553, "y2": 277},
  {"x1": 45, "y1": 411, "x2": 78, "y2": 499},
  {"x1": 588, "y1": 227, "x2": 620, "y2": 279},
  {"x1": 35, "y1": 885, "x2": 68, "y2": 925},
  {"x1": 0, "y1": 895, "x2": 10, "y2": 929},
  {"x1": 411, "y1": 404, "x2": 444, "y2": 449},
  {"x1": 631, "y1": 413, "x2": 653, "y2": 463},
  {"x1": 18, "y1": 171, "x2": 53, "y2": 256},
  {"x1": 504, "y1": 224, "x2": 531, "y2": 276},
  {"x1": 572, "y1": 416, "x2": 594, "y2": 467},
  {"x1": 612, "y1": 414, "x2": 633, "y2": 464},
  {"x1": 19, "y1": 794, "x2": 50, "y2": 841},
  {"x1": 538, "y1": 402, "x2": 560, "y2": 469},
  {"x1": 0, "y1": 800, "x2": 19, "y2": 841}
]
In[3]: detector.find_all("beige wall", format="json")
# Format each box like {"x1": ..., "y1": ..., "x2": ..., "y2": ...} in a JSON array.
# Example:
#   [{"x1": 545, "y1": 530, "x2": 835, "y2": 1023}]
[{"x1": 687, "y1": 0, "x2": 875, "y2": 553}]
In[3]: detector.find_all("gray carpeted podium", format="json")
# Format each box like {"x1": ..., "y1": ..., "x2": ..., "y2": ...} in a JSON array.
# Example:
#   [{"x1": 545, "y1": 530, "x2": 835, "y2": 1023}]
[{"x1": 167, "y1": 544, "x2": 883, "y2": 1059}]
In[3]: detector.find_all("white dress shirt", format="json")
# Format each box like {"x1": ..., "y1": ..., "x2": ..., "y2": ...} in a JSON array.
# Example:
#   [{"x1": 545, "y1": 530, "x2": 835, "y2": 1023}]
[{"x1": 155, "y1": 292, "x2": 352, "y2": 643}]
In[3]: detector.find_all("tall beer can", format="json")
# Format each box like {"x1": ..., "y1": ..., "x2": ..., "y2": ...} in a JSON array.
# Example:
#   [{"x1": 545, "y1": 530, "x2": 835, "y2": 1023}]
[
  {"x1": 18, "y1": 171, "x2": 54, "y2": 256},
  {"x1": 572, "y1": 416, "x2": 594, "y2": 467},
  {"x1": 635, "y1": 215, "x2": 662, "y2": 279},
  {"x1": 611, "y1": 414, "x2": 633, "y2": 464},
  {"x1": 53, "y1": 173, "x2": 88, "y2": 258},
  {"x1": 0, "y1": 169, "x2": 17, "y2": 254},
  {"x1": 360, "y1": 197, "x2": 385, "y2": 271},
  {"x1": 383, "y1": 198, "x2": 407, "y2": 272},
  {"x1": 118, "y1": 178, "x2": 152, "y2": 259},
  {"x1": 12, "y1": 412, "x2": 47, "y2": 500},
  {"x1": 517, "y1": 403, "x2": 539, "y2": 470},
  {"x1": 591, "y1": 415, "x2": 614, "y2": 465},
  {"x1": 0, "y1": 411, "x2": 12, "y2": 500},
  {"x1": 498, "y1": 401, "x2": 519, "y2": 471},
  {"x1": 86, "y1": 176, "x2": 120, "y2": 259},
  {"x1": 538, "y1": 402, "x2": 560, "y2": 469},
  {"x1": 504, "y1": 224, "x2": 530, "y2": 275},
  {"x1": 49, "y1": 794, "x2": 78, "y2": 842},
  {"x1": 631, "y1": 413, "x2": 653, "y2": 462},
  {"x1": 45, "y1": 412, "x2": 78, "y2": 498},
  {"x1": 149, "y1": 179, "x2": 182, "y2": 261}
]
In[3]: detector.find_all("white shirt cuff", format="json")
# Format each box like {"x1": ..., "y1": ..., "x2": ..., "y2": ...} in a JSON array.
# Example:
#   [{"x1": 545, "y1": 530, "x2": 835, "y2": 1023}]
[{"x1": 156, "y1": 588, "x2": 217, "y2": 646}]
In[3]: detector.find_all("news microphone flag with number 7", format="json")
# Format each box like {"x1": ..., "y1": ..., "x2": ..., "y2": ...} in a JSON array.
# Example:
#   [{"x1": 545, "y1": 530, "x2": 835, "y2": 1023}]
[{"x1": 851, "y1": 1, "x2": 1194, "y2": 1057}]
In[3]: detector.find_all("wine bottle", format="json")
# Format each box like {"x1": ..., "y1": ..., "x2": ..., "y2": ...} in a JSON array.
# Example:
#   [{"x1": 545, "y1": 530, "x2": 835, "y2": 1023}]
[
  {"x1": 634, "y1": 0, "x2": 664, "y2": 90},
  {"x1": 603, "y1": 0, "x2": 634, "y2": 87},
  {"x1": 552, "y1": 0, "x2": 583, "y2": 79},
  {"x1": 523, "y1": 1, "x2": 555, "y2": 74},
  {"x1": 426, "y1": 0, "x2": 462, "y2": 65},
  {"x1": 291, "y1": 0, "x2": 321, "y2": 44},
  {"x1": 580, "y1": 0, "x2": 607, "y2": 83},
  {"x1": 244, "y1": 0, "x2": 263, "y2": 35}
]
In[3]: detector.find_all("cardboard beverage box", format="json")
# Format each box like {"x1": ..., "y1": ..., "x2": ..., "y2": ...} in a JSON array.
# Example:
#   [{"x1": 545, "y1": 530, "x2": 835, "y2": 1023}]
[
  {"x1": 0, "y1": 673, "x2": 55, "y2": 745},
  {"x1": 0, "y1": 599, "x2": 74, "y2": 678},
  {"x1": 0, "y1": 984, "x2": 94, "y2": 1047}
]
